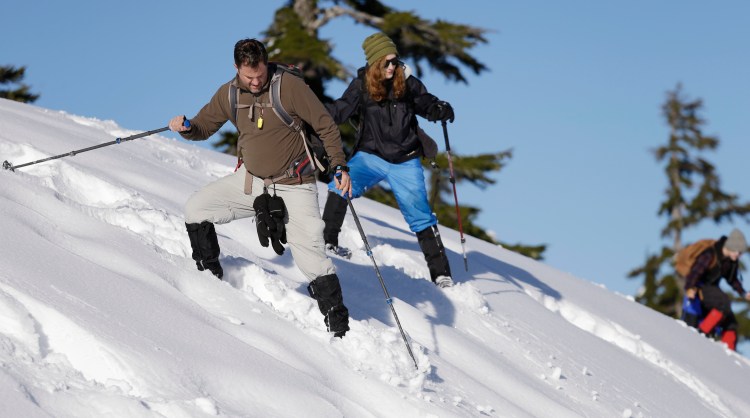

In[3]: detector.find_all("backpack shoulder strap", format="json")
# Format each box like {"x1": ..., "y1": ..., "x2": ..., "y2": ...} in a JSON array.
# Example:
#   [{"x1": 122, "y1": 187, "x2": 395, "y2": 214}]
[
  {"x1": 269, "y1": 63, "x2": 303, "y2": 132},
  {"x1": 228, "y1": 79, "x2": 238, "y2": 127},
  {"x1": 268, "y1": 63, "x2": 329, "y2": 173},
  {"x1": 227, "y1": 78, "x2": 251, "y2": 128}
]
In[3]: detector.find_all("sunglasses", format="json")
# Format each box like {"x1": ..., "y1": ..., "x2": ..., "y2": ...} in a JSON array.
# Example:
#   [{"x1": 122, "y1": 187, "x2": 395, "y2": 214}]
[{"x1": 383, "y1": 57, "x2": 401, "y2": 68}]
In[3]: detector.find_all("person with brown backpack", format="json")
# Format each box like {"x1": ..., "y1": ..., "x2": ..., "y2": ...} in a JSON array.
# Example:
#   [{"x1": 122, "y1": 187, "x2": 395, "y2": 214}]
[{"x1": 678, "y1": 228, "x2": 750, "y2": 350}]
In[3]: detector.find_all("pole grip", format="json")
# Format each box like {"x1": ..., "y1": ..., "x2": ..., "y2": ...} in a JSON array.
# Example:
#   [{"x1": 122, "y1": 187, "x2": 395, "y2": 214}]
[
  {"x1": 441, "y1": 121, "x2": 451, "y2": 152},
  {"x1": 334, "y1": 171, "x2": 350, "y2": 200}
]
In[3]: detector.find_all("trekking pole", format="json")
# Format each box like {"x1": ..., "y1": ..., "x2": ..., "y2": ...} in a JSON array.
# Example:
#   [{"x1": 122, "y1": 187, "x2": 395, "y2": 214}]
[
  {"x1": 428, "y1": 160, "x2": 440, "y2": 212},
  {"x1": 343, "y1": 191, "x2": 418, "y2": 369},
  {"x1": 3, "y1": 119, "x2": 190, "y2": 172},
  {"x1": 441, "y1": 121, "x2": 469, "y2": 272}
]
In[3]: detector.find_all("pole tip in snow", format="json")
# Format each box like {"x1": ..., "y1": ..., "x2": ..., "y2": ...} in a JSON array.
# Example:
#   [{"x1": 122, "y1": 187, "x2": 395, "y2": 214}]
[{"x1": 2, "y1": 160, "x2": 14, "y2": 172}]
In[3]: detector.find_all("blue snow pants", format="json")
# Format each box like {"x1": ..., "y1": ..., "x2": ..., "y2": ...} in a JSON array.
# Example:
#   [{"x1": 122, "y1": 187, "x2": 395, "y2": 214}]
[{"x1": 327, "y1": 151, "x2": 437, "y2": 233}]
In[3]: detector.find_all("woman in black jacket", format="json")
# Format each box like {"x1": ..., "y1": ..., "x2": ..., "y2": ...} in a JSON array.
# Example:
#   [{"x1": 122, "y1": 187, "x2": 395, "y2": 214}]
[{"x1": 323, "y1": 32, "x2": 455, "y2": 288}]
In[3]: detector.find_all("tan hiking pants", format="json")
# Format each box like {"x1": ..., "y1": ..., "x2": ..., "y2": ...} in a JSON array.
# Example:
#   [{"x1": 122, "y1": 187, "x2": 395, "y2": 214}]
[{"x1": 184, "y1": 168, "x2": 335, "y2": 281}]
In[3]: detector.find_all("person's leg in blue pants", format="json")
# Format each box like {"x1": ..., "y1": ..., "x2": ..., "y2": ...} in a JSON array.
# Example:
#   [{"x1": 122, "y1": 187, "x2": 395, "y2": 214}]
[
  {"x1": 385, "y1": 158, "x2": 452, "y2": 286},
  {"x1": 323, "y1": 153, "x2": 452, "y2": 286}
]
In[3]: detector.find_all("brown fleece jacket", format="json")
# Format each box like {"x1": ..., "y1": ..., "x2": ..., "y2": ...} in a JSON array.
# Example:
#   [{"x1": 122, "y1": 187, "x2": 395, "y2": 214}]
[{"x1": 181, "y1": 69, "x2": 345, "y2": 185}]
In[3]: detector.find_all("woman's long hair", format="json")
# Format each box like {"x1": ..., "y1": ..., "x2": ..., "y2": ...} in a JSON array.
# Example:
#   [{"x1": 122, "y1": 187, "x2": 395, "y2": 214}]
[{"x1": 365, "y1": 56, "x2": 406, "y2": 102}]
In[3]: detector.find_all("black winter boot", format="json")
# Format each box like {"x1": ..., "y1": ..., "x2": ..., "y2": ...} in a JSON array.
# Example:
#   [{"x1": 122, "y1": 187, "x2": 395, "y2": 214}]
[
  {"x1": 322, "y1": 192, "x2": 348, "y2": 247},
  {"x1": 307, "y1": 274, "x2": 350, "y2": 337},
  {"x1": 185, "y1": 222, "x2": 224, "y2": 279},
  {"x1": 417, "y1": 225, "x2": 453, "y2": 287}
]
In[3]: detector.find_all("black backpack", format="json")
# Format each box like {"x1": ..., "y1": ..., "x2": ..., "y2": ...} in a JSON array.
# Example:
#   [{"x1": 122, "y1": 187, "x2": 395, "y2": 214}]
[{"x1": 227, "y1": 63, "x2": 331, "y2": 175}]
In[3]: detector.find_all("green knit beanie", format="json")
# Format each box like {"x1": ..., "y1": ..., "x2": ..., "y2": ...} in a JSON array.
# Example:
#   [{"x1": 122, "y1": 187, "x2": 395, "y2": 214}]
[{"x1": 362, "y1": 32, "x2": 398, "y2": 66}]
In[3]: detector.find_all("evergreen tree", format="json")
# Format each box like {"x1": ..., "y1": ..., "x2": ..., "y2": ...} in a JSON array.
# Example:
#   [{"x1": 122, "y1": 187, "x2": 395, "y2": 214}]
[
  {"x1": 214, "y1": 0, "x2": 546, "y2": 259},
  {"x1": 628, "y1": 84, "x2": 750, "y2": 322},
  {"x1": 214, "y1": 131, "x2": 238, "y2": 157},
  {"x1": 425, "y1": 149, "x2": 546, "y2": 259},
  {"x1": 0, "y1": 65, "x2": 39, "y2": 103}
]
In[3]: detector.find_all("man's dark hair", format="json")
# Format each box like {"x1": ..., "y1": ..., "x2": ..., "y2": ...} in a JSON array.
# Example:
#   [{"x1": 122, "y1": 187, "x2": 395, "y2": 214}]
[{"x1": 234, "y1": 39, "x2": 268, "y2": 67}]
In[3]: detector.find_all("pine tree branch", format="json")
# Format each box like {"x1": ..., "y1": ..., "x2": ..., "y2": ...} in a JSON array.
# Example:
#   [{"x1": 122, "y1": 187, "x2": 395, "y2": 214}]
[{"x1": 314, "y1": 4, "x2": 384, "y2": 30}]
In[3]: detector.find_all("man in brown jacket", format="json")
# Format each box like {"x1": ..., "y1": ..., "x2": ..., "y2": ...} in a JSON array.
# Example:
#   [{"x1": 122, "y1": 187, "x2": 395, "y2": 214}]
[{"x1": 168, "y1": 38, "x2": 352, "y2": 337}]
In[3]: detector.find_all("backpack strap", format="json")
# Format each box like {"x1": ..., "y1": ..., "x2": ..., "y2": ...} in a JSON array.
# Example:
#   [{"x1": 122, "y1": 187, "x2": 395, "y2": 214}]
[
  {"x1": 269, "y1": 64, "x2": 303, "y2": 132},
  {"x1": 228, "y1": 63, "x2": 328, "y2": 176},
  {"x1": 298, "y1": 129, "x2": 318, "y2": 172},
  {"x1": 269, "y1": 63, "x2": 327, "y2": 173},
  {"x1": 227, "y1": 78, "x2": 251, "y2": 128},
  {"x1": 228, "y1": 63, "x2": 303, "y2": 132},
  {"x1": 228, "y1": 80, "x2": 237, "y2": 126}
]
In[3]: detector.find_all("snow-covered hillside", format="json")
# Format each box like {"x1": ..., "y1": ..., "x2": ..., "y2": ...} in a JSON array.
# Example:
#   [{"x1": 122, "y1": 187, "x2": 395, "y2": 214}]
[{"x1": 1, "y1": 98, "x2": 749, "y2": 417}]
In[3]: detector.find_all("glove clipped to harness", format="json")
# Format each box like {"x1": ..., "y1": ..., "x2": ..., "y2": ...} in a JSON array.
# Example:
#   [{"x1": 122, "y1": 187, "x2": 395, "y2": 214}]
[
  {"x1": 426, "y1": 100, "x2": 455, "y2": 123},
  {"x1": 253, "y1": 188, "x2": 287, "y2": 255}
]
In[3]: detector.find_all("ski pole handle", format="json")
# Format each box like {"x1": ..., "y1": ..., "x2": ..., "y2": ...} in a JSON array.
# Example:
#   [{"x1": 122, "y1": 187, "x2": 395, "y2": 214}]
[
  {"x1": 168, "y1": 115, "x2": 191, "y2": 132},
  {"x1": 334, "y1": 170, "x2": 351, "y2": 199},
  {"x1": 441, "y1": 121, "x2": 452, "y2": 152}
]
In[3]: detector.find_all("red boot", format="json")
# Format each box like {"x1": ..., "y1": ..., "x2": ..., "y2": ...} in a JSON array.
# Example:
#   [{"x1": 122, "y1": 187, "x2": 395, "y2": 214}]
[
  {"x1": 699, "y1": 309, "x2": 723, "y2": 335},
  {"x1": 721, "y1": 330, "x2": 737, "y2": 351}
]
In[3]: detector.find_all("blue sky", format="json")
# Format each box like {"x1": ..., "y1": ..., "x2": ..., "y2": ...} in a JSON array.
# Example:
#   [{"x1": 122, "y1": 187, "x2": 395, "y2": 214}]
[{"x1": 3, "y1": 0, "x2": 749, "y2": 296}]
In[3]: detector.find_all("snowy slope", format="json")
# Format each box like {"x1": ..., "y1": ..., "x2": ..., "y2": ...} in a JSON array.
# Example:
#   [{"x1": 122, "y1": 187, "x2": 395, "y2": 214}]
[{"x1": 1, "y1": 98, "x2": 749, "y2": 418}]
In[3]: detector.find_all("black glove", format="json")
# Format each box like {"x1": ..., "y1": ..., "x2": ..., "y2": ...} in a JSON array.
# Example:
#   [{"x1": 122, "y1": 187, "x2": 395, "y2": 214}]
[
  {"x1": 253, "y1": 193, "x2": 273, "y2": 249},
  {"x1": 426, "y1": 101, "x2": 455, "y2": 123},
  {"x1": 253, "y1": 192, "x2": 287, "y2": 255},
  {"x1": 267, "y1": 193, "x2": 287, "y2": 252}
]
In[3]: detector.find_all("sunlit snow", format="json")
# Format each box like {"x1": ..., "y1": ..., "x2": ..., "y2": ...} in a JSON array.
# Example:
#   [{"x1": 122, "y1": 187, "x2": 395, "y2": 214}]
[{"x1": 1, "y1": 98, "x2": 749, "y2": 417}]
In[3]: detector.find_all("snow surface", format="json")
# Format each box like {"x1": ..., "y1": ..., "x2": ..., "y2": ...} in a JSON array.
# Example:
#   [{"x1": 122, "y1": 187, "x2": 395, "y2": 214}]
[{"x1": 1, "y1": 98, "x2": 749, "y2": 417}]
